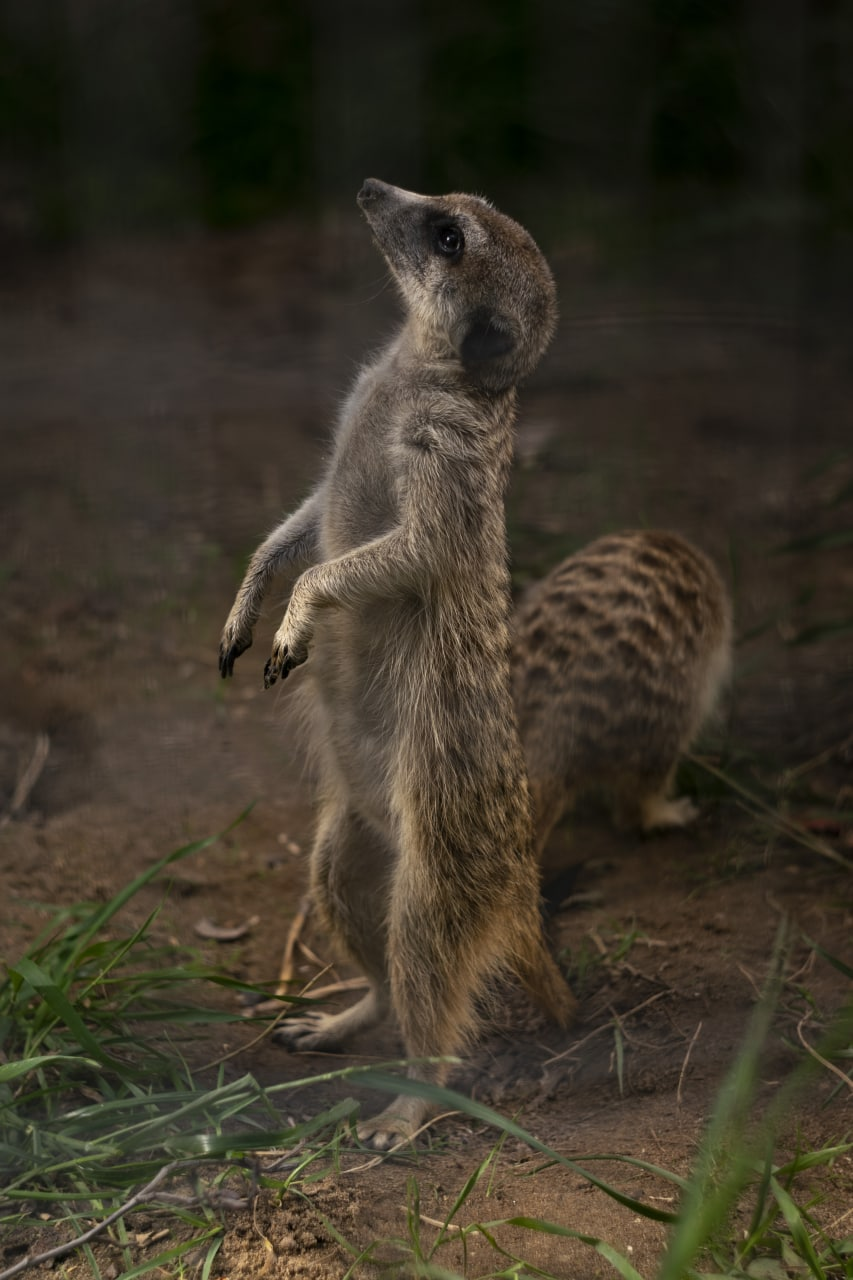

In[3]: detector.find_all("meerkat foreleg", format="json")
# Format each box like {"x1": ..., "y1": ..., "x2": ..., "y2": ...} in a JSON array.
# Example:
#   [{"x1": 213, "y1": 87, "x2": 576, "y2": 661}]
[
  {"x1": 263, "y1": 529, "x2": 415, "y2": 685},
  {"x1": 219, "y1": 491, "x2": 323, "y2": 677},
  {"x1": 636, "y1": 777, "x2": 699, "y2": 832},
  {"x1": 615, "y1": 766, "x2": 698, "y2": 832}
]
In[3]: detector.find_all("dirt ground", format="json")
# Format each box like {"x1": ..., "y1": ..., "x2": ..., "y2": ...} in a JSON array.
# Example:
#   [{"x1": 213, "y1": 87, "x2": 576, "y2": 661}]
[{"x1": 1, "y1": 215, "x2": 852, "y2": 1278}]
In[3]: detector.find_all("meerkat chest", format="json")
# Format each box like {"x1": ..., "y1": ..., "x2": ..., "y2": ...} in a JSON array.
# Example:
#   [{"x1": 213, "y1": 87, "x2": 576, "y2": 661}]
[{"x1": 321, "y1": 365, "x2": 407, "y2": 554}]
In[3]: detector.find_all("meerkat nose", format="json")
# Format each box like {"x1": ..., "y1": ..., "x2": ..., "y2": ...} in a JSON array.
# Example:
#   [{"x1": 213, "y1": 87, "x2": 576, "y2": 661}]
[{"x1": 357, "y1": 178, "x2": 389, "y2": 208}]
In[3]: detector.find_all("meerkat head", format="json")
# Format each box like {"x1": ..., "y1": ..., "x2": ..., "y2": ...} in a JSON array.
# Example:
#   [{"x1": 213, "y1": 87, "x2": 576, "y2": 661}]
[{"x1": 357, "y1": 178, "x2": 557, "y2": 392}]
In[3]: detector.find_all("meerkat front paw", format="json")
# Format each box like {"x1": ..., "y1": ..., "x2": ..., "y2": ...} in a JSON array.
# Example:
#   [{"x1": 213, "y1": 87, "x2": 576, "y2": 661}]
[
  {"x1": 264, "y1": 623, "x2": 309, "y2": 687},
  {"x1": 219, "y1": 618, "x2": 254, "y2": 678},
  {"x1": 263, "y1": 642, "x2": 303, "y2": 688}
]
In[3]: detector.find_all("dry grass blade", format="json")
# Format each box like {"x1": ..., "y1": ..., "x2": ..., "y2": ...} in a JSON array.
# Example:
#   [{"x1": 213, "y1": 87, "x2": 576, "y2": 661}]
[
  {"x1": 796, "y1": 1015, "x2": 853, "y2": 1094},
  {"x1": 686, "y1": 752, "x2": 853, "y2": 870},
  {"x1": 0, "y1": 732, "x2": 50, "y2": 827},
  {"x1": 275, "y1": 894, "x2": 313, "y2": 992},
  {"x1": 676, "y1": 1020, "x2": 702, "y2": 1111},
  {"x1": 543, "y1": 990, "x2": 667, "y2": 1065}
]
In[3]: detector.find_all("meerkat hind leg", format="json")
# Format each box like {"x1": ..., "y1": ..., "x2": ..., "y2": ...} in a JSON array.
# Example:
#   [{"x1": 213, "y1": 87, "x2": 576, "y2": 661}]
[
  {"x1": 358, "y1": 876, "x2": 552, "y2": 1151},
  {"x1": 355, "y1": 989, "x2": 459, "y2": 1151},
  {"x1": 277, "y1": 802, "x2": 393, "y2": 1052}
]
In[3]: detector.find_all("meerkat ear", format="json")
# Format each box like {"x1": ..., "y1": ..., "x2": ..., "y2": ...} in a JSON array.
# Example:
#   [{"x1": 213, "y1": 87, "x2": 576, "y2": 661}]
[{"x1": 459, "y1": 307, "x2": 516, "y2": 367}]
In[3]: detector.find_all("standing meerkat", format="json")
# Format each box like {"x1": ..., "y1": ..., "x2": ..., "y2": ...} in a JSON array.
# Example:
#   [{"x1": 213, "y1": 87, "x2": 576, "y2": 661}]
[
  {"x1": 219, "y1": 179, "x2": 575, "y2": 1148},
  {"x1": 512, "y1": 530, "x2": 732, "y2": 875}
]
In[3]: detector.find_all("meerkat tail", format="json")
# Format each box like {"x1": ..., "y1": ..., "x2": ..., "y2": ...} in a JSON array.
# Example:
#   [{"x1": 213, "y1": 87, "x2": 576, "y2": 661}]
[{"x1": 513, "y1": 933, "x2": 577, "y2": 1028}]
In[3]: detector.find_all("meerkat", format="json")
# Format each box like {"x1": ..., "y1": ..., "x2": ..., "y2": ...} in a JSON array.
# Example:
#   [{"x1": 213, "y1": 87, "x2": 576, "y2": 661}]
[
  {"x1": 219, "y1": 179, "x2": 575, "y2": 1148},
  {"x1": 512, "y1": 530, "x2": 732, "y2": 876}
]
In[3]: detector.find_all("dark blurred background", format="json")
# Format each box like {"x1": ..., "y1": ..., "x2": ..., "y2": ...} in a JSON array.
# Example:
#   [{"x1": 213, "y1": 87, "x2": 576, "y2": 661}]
[{"x1": 1, "y1": 0, "x2": 852, "y2": 244}]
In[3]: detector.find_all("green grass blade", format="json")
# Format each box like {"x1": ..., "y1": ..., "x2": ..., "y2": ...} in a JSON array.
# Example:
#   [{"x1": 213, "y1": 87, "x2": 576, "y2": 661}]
[
  {"x1": 774, "y1": 1142, "x2": 852, "y2": 1179},
  {"x1": 739, "y1": 1145, "x2": 775, "y2": 1266},
  {"x1": 199, "y1": 1234, "x2": 224, "y2": 1280},
  {"x1": 437, "y1": 1145, "x2": 501, "y2": 1247},
  {"x1": 804, "y1": 939, "x2": 853, "y2": 982},
  {"x1": 0, "y1": 1054, "x2": 100, "y2": 1082},
  {"x1": 165, "y1": 1097, "x2": 358, "y2": 1156},
  {"x1": 355, "y1": 1071, "x2": 677, "y2": 1223},
  {"x1": 66, "y1": 809, "x2": 252, "y2": 961},
  {"x1": 496, "y1": 1217, "x2": 646, "y2": 1280},
  {"x1": 769, "y1": 1177, "x2": 828, "y2": 1280},
  {"x1": 110, "y1": 1227, "x2": 222, "y2": 1279},
  {"x1": 8, "y1": 957, "x2": 130, "y2": 1070},
  {"x1": 574, "y1": 1152, "x2": 689, "y2": 1191},
  {"x1": 657, "y1": 924, "x2": 787, "y2": 1280}
]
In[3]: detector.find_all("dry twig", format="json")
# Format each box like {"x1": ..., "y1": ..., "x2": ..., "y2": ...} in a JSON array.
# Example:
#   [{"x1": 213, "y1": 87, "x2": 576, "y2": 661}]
[
  {"x1": 1, "y1": 733, "x2": 50, "y2": 827},
  {"x1": 676, "y1": 1020, "x2": 703, "y2": 1110},
  {"x1": 686, "y1": 752, "x2": 852, "y2": 871},
  {"x1": 0, "y1": 1160, "x2": 193, "y2": 1280},
  {"x1": 543, "y1": 990, "x2": 667, "y2": 1066},
  {"x1": 276, "y1": 895, "x2": 314, "y2": 992},
  {"x1": 796, "y1": 1015, "x2": 853, "y2": 1094}
]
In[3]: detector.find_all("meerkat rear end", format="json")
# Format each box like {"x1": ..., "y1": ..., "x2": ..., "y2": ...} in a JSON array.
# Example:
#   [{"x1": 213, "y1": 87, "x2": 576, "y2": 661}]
[{"x1": 512, "y1": 530, "x2": 732, "y2": 864}]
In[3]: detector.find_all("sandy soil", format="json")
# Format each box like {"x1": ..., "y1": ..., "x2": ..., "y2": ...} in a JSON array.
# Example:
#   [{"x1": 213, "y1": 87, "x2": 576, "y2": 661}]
[{"x1": 1, "y1": 219, "x2": 851, "y2": 1278}]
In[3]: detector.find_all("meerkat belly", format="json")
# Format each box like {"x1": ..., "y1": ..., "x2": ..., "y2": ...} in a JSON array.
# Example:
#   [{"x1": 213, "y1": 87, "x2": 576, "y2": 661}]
[{"x1": 310, "y1": 586, "x2": 519, "y2": 839}]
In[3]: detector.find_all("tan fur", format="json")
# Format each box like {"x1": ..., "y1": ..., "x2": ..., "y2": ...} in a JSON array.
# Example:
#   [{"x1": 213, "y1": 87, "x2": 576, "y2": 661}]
[
  {"x1": 512, "y1": 530, "x2": 732, "y2": 877},
  {"x1": 219, "y1": 179, "x2": 575, "y2": 1148}
]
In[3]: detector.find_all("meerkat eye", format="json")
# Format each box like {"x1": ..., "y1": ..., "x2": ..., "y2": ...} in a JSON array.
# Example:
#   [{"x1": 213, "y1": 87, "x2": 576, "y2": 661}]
[{"x1": 435, "y1": 223, "x2": 464, "y2": 258}]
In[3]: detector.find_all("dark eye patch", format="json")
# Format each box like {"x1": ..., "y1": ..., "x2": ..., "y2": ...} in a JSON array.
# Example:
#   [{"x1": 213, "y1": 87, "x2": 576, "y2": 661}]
[{"x1": 460, "y1": 308, "x2": 515, "y2": 364}]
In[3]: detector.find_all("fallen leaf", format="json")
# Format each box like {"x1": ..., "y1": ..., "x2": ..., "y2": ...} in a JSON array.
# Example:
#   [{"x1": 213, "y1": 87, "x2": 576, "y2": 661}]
[
  {"x1": 193, "y1": 915, "x2": 259, "y2": 942},
  {"x1": 797, "y1": 816, "x2": 843, "y2": 837}
]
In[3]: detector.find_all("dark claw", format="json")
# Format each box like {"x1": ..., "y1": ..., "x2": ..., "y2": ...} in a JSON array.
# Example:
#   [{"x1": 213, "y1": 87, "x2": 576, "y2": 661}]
[
  {"x1": 264, "y1": 644, "x2": 293, "y2": 689},
  {"x1": 219, "y1": 635, "x2": 251, "y2": 679},
  {"x1": 262, "y1": 643, "x2": 308, "y2": 688}
]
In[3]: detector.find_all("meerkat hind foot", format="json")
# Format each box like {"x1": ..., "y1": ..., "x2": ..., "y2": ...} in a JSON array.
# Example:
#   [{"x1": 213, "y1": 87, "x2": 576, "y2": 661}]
[
  {"x1": 639, "y1": 793, "x2": 699, "y2": 832},
  {"x1": 274, "y1": 988, "x2": 386, "y2": 1053},
  {"x1": 357, "y1": 1094, "x2": 431, "y2": 1151},
  {"x1": 273, "y1": 1010, "x2": 347, "y2": 1053}
]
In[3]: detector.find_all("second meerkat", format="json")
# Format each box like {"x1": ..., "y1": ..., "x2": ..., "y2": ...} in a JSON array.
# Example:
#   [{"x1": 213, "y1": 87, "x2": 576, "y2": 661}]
[
  {"x1": 513, "y1": 529, "x2": 732, "y2": 876},
  {"x1": 219, "y1": 179, "x2": 575, "y2": 1148}
]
